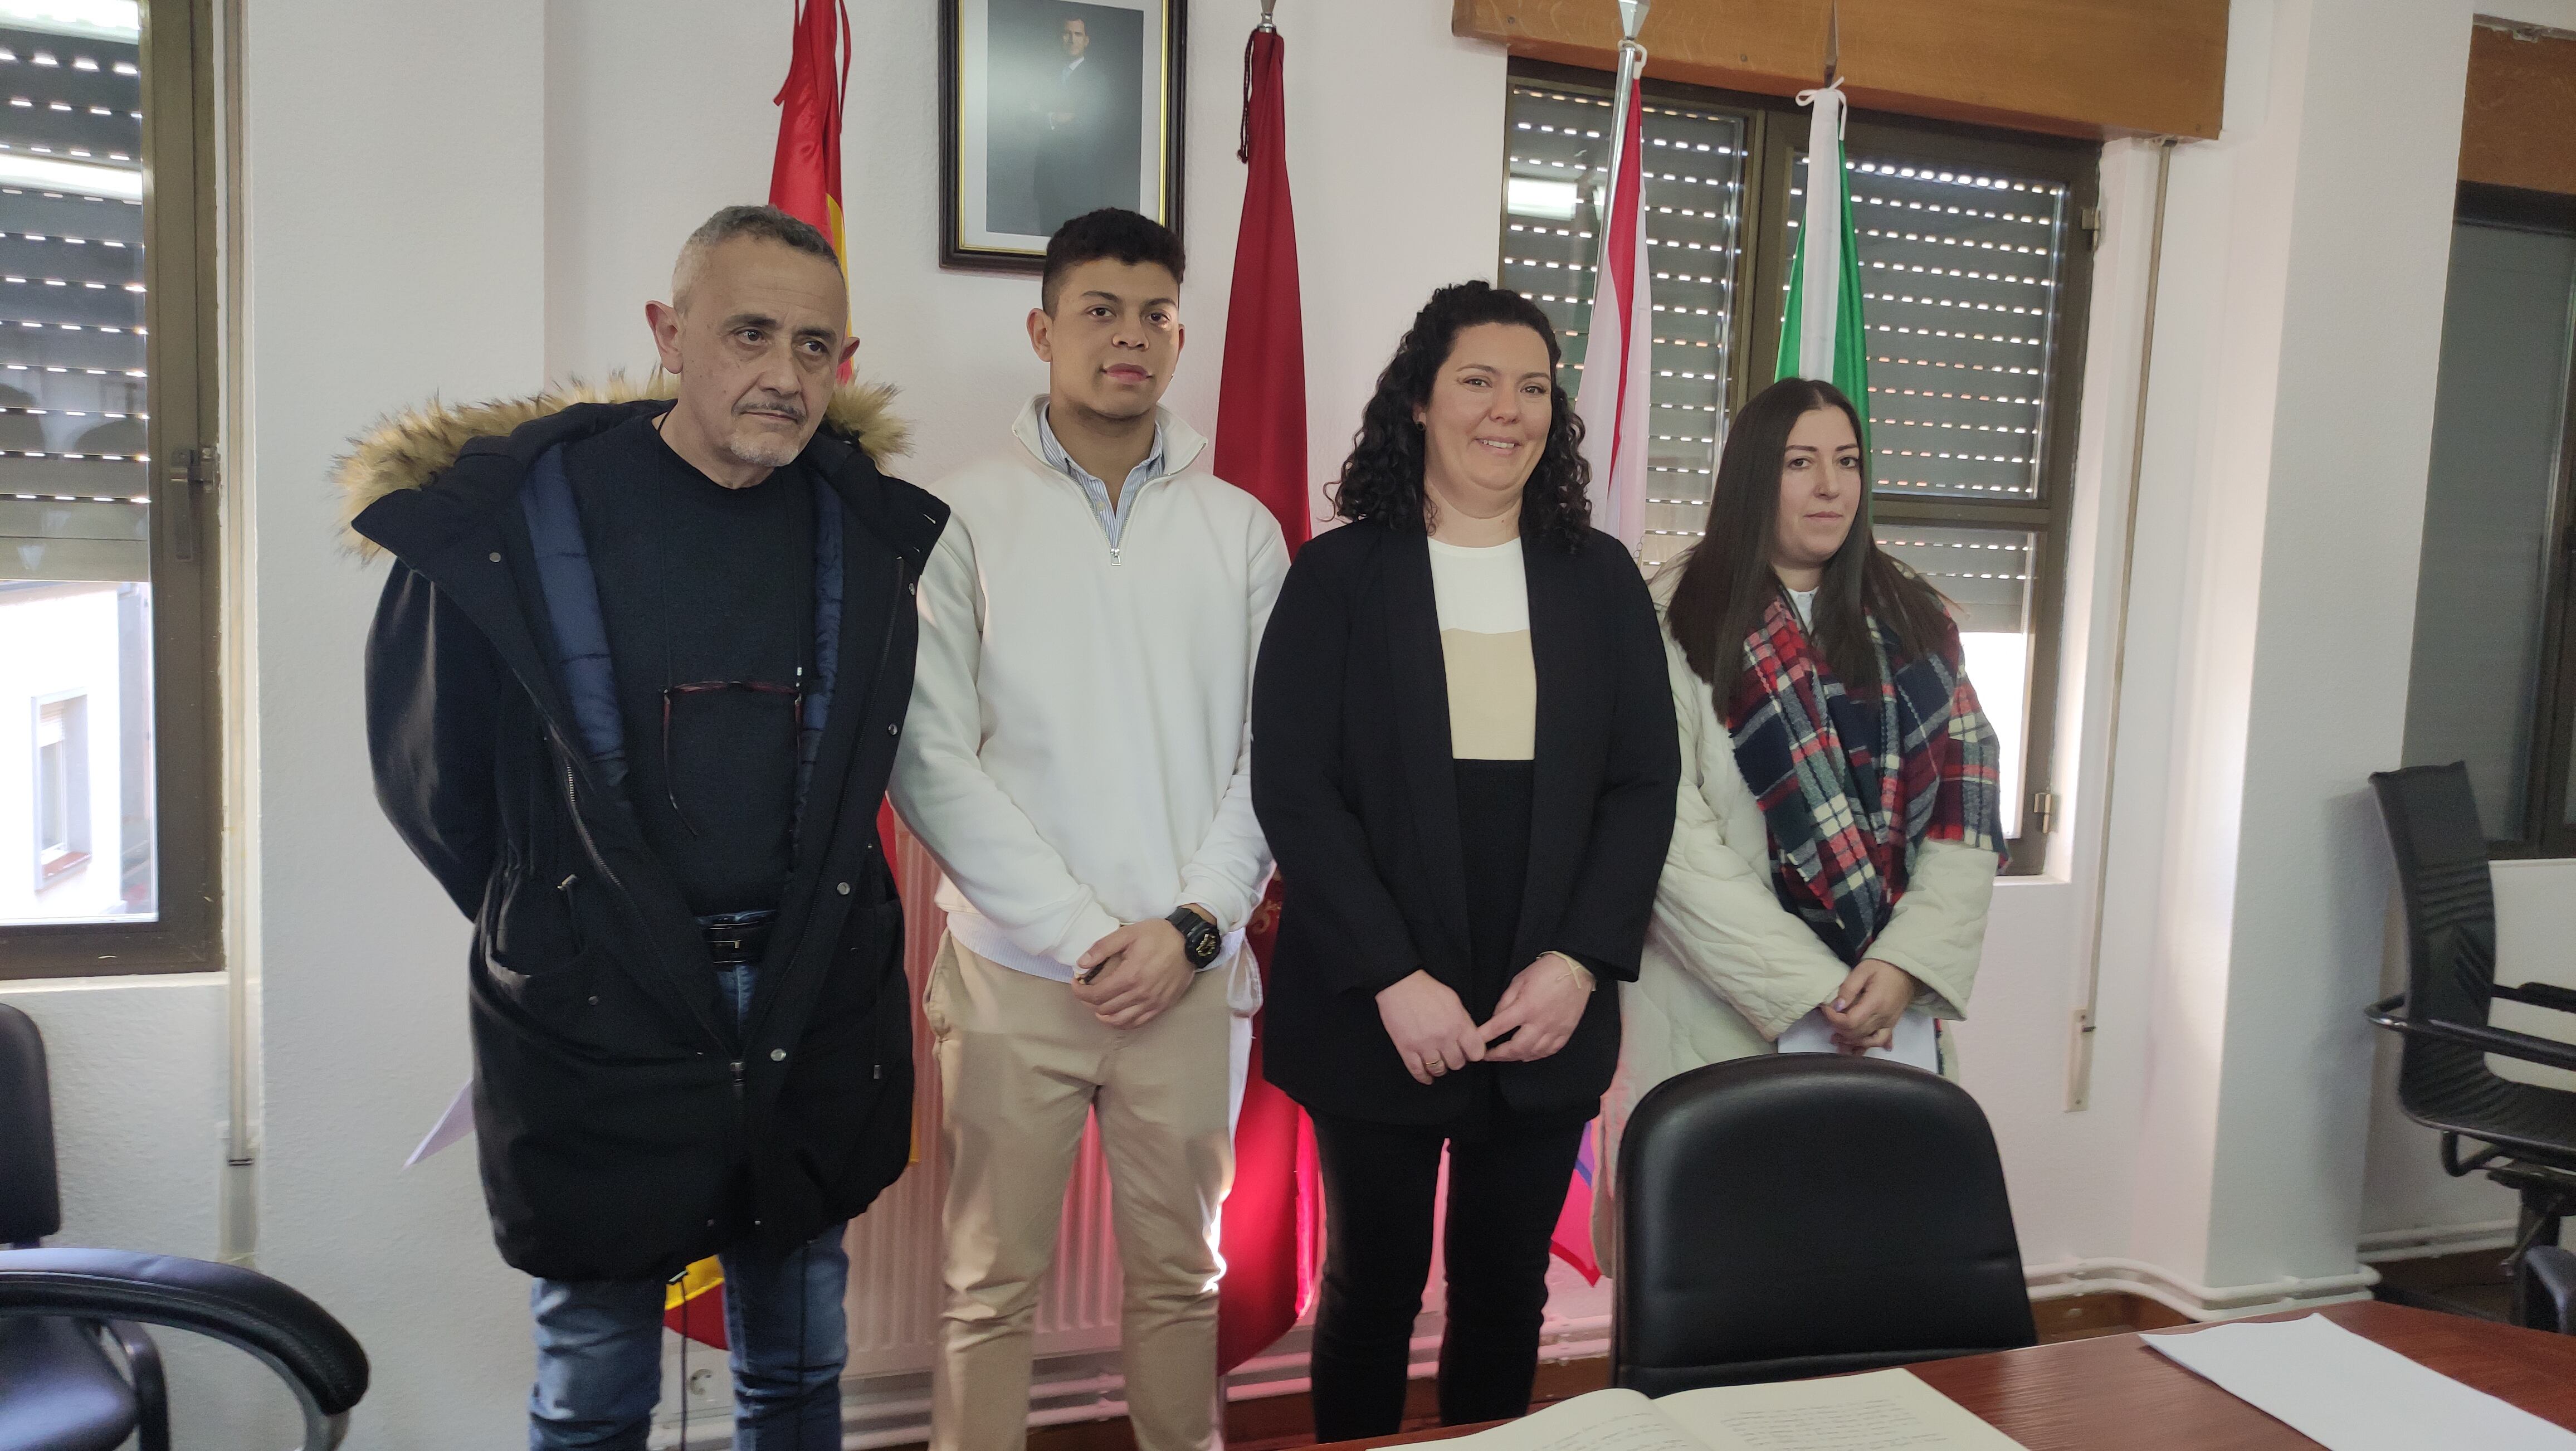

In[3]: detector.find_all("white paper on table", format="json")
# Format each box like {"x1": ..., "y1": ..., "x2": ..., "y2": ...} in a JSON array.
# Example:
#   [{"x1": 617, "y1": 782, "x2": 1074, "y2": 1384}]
[
  {"x1": 1397, "y1": 1368, "x2": 2025, "y2": 1451},
  {"x1": 403, "y1": 1078, "x2": 476, "y2": 1168},
  {"x1": 1659, "y1": 1368, "x2": 2027, "y2": 1449},
  {"x1": 1775, "y1": 1005, "x2": 1938, "y2": 1072},
  {"x1": 2143, "y1": 1313, "x2": 2576, "y2": 1451}
]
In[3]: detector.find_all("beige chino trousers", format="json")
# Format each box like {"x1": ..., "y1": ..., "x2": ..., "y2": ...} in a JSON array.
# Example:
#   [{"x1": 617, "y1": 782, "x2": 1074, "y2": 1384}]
[{"x1": 924, "y1": 936, "x2": 1234, "y2": 1451}]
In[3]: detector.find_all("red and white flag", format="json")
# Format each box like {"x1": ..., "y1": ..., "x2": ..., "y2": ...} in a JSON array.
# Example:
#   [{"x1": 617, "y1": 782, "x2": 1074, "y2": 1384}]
[{"x1": 1572, "y1": 79, "x2": 1651, "y2": 554}]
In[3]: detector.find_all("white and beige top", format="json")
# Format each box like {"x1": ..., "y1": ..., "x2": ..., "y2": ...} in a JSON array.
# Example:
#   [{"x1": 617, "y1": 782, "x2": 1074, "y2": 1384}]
[{"x1": 1428, "y1": 535, "x2": 1535, "y2": 761}]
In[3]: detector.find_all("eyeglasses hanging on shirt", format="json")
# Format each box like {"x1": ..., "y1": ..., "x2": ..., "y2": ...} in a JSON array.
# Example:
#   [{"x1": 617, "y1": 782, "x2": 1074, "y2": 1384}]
[{"x1": 659, "y1": 672, "x2": 804, "y2": 838}]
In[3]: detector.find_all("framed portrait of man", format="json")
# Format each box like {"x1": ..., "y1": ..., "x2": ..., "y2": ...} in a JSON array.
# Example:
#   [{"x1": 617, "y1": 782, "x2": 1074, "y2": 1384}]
[{"x1": 940, "y1": 0, "x2": 1187, "y2": 272}]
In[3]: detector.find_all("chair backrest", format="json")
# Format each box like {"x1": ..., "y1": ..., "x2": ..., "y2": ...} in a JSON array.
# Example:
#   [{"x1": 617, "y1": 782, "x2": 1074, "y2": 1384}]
[
  {"x1": 0, "y1": 1003, "x2": 61, "y2": 1244},
  {"x1": 1610, "y1": 1054, "x2": 2035, "y2": 1395},
  {"x1": 2368, "y1": 763, "x2": 2505, "y2": 1112}
]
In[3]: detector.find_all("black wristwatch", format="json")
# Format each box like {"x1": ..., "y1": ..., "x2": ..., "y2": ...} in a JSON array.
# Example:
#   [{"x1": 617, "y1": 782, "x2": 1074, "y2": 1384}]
[{"x1": 1167, "y1": 905, "x2": 1223, "y2": 969}]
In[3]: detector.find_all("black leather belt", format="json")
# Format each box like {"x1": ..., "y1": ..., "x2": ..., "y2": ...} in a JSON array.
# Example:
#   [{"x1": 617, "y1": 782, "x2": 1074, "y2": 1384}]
[{"x1": 697, "y1": 909, "x2": 778, "y2": 968}]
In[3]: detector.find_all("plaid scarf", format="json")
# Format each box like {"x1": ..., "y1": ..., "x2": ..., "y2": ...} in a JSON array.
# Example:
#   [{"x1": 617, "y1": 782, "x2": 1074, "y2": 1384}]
[{"x1": 1721, "y1": 593, "x2": 2003, "y2": 966}]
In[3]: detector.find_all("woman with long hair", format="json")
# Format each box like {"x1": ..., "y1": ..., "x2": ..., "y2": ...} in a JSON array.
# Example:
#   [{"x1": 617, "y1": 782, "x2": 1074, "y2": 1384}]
[
  {"x1": 1598, "y1": 375, "x2": 2005, "y2": 1254},
  {"x1": 1250, "y1": 280, "x2": 1677, "y2": 1438}
]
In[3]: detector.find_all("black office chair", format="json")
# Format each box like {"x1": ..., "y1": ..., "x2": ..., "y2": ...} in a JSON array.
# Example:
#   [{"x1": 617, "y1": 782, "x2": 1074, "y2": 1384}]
[
  {"x1": 1609, "y1": 1053, "x2": 2036, "y2": 1394},
  {"x1": 0, "y1": 1003, "x2": 370, "y2": 1450},
  {"x1": 2365, "y1": 763, "x2": 2576, "y2": 1331},
  {"x1": 2518, "y1": 1245, "x2": 2576, "y2": 1335}
]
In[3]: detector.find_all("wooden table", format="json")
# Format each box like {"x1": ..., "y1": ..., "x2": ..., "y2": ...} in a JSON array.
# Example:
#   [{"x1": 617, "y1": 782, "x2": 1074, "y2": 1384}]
[{"x1": 1318, "y1": 1302, "x2": 2576, "y2": 1451}]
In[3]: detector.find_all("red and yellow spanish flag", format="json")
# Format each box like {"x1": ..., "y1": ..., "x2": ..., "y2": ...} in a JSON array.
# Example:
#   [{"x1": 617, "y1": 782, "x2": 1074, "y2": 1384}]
[
  {"x1": 769, "y1": 0, "x2": 850, "y2": 290},
  {"x1": 663, "y1": 1255, "x2": 729, "y2": 1350},
  {"x1": 661, "y1": 1, "x2": 861, "y2": 1351}
]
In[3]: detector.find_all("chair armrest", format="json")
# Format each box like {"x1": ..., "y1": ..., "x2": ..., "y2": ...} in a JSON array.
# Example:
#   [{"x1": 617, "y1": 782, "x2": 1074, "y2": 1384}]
[
  {"x1": 2364, "y1": 994, "x2": 2576, "y2": 1074},
  {"x1": 101, "y1": 1318, "x2": 169, "y2": 1451},
  {"x1": 2496, "y1": 981, "x2": 2576, "y2": 1016},
  {"x1": 0, "y1": 1248, "x2": 366, "y2": 1450}
]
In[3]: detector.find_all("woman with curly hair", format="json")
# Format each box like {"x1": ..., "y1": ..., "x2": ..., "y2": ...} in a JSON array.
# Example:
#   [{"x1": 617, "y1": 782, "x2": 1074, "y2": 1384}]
[
  {"x1": 1250, "y1": 280, "x2": 1678, "y2": 1438},
  {"x1": 1596, "y1": 376, "x2": 2004, "y2": 1263}
]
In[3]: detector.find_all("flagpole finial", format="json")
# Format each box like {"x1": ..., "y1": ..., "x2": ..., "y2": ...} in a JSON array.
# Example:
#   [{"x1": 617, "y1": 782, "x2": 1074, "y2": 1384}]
[
  {"x1": 1258, "y1": 0, "x2": 1276, "y2": 32},
  {"x1": 1617, "y1": 0, "x2": 1650, "y2": 43},
  {"x1": 1824, "y1": 0, "x2": 1840, "y2": 83}
]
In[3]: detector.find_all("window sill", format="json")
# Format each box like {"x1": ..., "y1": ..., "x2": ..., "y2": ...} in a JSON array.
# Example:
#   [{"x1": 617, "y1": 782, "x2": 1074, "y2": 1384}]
[{"x1": 34, "y1": 849, "x2": 92, "y2": 887}]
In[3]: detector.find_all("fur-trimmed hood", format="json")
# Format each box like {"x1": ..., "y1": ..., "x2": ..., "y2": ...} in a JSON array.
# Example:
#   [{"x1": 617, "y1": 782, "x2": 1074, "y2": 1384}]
[{"x1": 334, "y1": 372, "x2": 909, "y2": 558}]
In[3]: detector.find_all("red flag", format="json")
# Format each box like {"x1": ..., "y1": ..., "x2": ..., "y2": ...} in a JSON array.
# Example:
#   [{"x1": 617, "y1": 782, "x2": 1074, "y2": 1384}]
[
  {"x1": 1213, "y1": 21, "x2": 1322, "y2": 1376},
  {"x1": 1212, "y1": 25, "x2": 1310, "y2": 554}
]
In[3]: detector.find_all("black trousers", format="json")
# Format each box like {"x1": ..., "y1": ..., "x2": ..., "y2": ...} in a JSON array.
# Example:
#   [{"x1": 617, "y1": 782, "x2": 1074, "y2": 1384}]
[{"x1": 1306, "y1": 1107, "x2": 1587, "y2": 1440}]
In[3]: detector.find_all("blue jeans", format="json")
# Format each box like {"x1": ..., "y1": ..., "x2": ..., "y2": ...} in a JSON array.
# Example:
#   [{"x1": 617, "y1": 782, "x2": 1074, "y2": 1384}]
[{"x1": 527, "y1": 966, "x2": 848, "y2": 1449}]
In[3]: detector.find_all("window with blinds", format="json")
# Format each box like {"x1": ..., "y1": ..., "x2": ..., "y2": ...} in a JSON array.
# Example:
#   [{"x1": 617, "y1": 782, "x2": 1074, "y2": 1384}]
[
  {"x1": 1496, "y1": 62, "x2": 2097, "y2": 870},
  {"x1": 1829, "y1": 158, "x2": 2067, "y2": 501},
  {"x1": 2, "y1": 0, "x2": 219, "y2": 972},
  {"x1": 1501, "y1": 75, "x2": 1742, "y2": 571},
  {"x1": 1790, "y1": 150, "x2": 2076, "y2": 840},
  {"x1": 0, "y1": 8, "x2": 149, "y2": 931}
]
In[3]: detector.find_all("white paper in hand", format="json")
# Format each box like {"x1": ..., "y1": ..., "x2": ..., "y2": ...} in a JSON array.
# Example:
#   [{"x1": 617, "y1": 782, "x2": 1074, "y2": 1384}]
[
  {"x1": 1775, "y1": 1005, "x2": 1938, "y2": 1072},
  {"x1": 403, "y1": 1078, "x2": 476, "y2": 1169}
]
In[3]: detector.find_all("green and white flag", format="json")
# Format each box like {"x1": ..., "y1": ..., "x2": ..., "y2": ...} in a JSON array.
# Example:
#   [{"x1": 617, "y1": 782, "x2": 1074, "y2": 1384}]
[{"x1": 1776, "y1": 79, "x2": 1870, "y2": 442}]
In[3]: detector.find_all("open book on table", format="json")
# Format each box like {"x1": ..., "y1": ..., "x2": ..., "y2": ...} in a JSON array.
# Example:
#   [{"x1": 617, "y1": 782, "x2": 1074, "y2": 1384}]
[{"x1": 1404, "y1": 1369, "x2": 2026, "y2": 1451}]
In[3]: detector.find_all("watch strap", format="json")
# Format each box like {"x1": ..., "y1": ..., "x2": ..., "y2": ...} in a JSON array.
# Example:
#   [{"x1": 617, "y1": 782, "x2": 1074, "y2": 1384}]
[{"x1": 1167, "y1": 906, "x2": 1222, "y2": 967}]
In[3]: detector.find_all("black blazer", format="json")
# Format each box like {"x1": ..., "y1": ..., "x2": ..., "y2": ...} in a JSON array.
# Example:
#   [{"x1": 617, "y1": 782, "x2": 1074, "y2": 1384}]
[{"x1": 1251, "y1": 519, "x2": 1680, "y2": 1126}]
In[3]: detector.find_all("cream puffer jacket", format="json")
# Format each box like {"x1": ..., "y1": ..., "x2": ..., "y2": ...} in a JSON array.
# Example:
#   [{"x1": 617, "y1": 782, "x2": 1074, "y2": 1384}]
[{"x1": 1594, "y1": 571, "x2": 1998, "y2": 1266}]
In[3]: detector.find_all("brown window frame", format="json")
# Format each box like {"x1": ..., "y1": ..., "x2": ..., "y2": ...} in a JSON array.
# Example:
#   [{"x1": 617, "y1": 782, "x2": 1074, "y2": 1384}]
[
  {"x1": 1, "y1": 0, "x2": 222, "y2": 980},
  {"x1": 1497, "y1": 61, "x2": 2099, "y2": 875}
]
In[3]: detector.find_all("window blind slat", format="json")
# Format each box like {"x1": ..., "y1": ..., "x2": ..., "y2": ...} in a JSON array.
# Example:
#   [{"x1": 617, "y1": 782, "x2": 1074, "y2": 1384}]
[{"x1": 0, "y1": 23, "x2": 143, "y2": 498}]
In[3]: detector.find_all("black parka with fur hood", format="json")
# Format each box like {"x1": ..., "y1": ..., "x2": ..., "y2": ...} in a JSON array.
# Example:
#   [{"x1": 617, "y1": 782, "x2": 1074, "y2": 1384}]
[{"x1": 342, "y1": 377, "x2": 946, "y2": 1282}]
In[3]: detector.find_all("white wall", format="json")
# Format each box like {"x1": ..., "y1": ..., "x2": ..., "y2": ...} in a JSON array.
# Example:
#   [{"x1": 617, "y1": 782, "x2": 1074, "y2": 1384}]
[
  {"x1": 13, "y1": 0, "x2": 2552, "y2": 1444},
  {"x1": 242, "y1": 2, "x2": 547, "y2": 1446}
]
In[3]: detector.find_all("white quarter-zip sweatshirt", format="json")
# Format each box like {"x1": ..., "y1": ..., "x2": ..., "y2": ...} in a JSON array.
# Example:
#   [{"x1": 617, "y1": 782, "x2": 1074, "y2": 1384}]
[{"x1": 890, "y1": 396, "x2": 1287, "y2": 986}]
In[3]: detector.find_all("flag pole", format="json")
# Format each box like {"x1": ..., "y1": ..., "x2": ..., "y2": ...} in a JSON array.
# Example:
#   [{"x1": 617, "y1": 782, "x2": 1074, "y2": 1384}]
[{"x1": 1597, "y1": 1, "x2": 1650, "y2": 225}]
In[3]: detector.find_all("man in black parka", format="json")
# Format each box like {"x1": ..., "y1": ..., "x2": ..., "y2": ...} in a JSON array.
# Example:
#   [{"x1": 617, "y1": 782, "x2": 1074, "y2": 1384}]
[{"x1": 347, "y1": 206, "x2": 945, "y2": 1449}]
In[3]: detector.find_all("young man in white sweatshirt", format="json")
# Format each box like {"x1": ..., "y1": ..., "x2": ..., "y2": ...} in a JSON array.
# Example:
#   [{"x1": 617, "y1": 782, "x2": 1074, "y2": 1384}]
[{"x1": 890, "y1": 208, "x2": 1286, "y2": 1451}]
